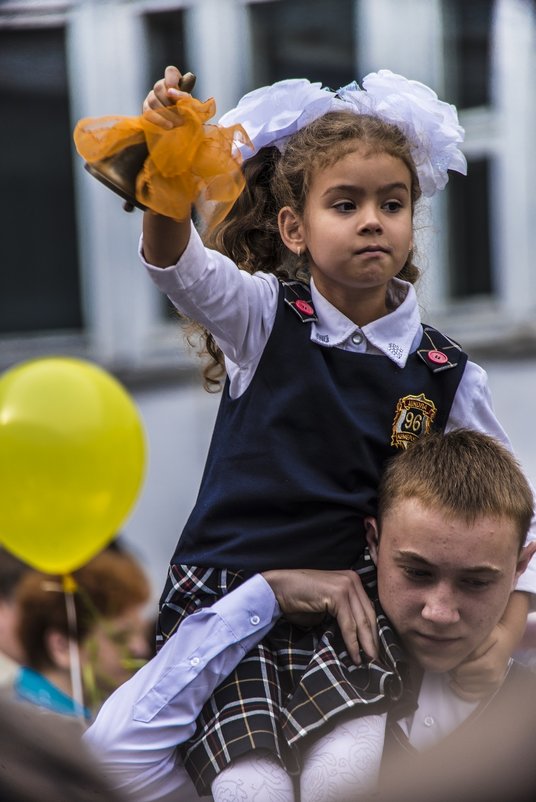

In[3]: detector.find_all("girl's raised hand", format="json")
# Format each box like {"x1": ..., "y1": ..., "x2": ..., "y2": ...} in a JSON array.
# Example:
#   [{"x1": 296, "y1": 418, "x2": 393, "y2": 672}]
[{"x1": 142, "y1": 65, "x2": 196, "y2": 129}]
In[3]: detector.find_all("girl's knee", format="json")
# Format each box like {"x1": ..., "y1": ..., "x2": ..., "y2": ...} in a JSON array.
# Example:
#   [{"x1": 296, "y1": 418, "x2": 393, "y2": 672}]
[
  {"x1": 300, "y1": 714, "x2": 387, "y2": 802},
  {"x1": 211, "y1": 750, "x2": 295, "y2": 802}
]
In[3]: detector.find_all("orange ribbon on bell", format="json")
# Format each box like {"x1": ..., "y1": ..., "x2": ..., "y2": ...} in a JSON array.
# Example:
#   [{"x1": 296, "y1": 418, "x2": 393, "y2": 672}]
[{"x1": 73, "y1": 95, "x2": 252, "y2": 227}]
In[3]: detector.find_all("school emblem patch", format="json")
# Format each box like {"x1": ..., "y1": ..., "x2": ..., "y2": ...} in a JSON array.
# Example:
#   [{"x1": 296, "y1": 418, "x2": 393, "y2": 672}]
[{"x1": 391, "y1": 393, "x2": 437, "y2": 449}]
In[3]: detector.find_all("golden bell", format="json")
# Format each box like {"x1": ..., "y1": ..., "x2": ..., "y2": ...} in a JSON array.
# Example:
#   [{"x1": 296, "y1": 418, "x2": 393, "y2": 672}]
[
  {"x1": 85, "y1": 143, "x2": 148, "y2": 212},
  {"x1": 84, "y1": 72, "x2": 196, "y2": 212}
]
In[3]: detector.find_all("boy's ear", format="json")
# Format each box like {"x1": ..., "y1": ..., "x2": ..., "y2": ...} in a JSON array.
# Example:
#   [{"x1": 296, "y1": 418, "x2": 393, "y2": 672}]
[
  {"x1": 365, "y1": 517, "x2": 380, "y2": 564},
  {"x1": 515, "y1": 541, "x2": 536, "y2": 585},
  {"x1": 278, "y1": 206, "x2": 305, "y2": 254}
]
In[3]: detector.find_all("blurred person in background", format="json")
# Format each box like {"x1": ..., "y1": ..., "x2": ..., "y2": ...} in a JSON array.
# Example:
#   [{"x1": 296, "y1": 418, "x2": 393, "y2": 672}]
[
  {"x1": 0, "y1": 690, "x2": 128, "y2": 802},
  {"x1": 0, "y1": 548, "x2": 31, "y2": 690},
  {"x1": 14, "y1": 546, "x2": 151, "y2": 724},
  {"x1": 370, "y1": 664, "x2": 536, "y2": 802},
  {"x1": 514, "y1": 611, "x2": 536, "y2": 671}
]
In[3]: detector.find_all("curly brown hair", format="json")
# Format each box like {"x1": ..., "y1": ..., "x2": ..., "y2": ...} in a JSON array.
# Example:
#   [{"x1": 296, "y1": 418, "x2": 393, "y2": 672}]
[{"x1": 191, "y1": 111, "x2": 423, "y2": 390}]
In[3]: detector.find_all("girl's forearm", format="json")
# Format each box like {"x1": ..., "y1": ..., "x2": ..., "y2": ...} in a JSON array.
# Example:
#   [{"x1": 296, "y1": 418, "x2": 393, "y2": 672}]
[{"x1": 142, "y1": 211, "x2": 191, "y2": 267}]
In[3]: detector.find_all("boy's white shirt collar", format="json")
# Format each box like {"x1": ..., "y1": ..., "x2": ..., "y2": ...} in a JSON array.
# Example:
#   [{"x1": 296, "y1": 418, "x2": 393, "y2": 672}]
[
  {"x1": 309, "y1": 277, "x2": 422, "y2": 368},
  {"x1": 400, "y1": 671, "x2": 480, "y2": 750}
]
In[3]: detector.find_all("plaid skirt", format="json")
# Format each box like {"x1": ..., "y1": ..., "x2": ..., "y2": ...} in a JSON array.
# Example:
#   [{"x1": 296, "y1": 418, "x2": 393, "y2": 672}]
[{"x1": 157, "y1": 554, "x2": 409, "y2": 795}]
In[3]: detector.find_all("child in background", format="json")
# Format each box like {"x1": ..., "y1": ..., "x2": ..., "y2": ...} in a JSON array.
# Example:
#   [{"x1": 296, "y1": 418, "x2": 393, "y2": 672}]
[
  {"x1": 0, "y1": 548, "x2": 31, "y2": 690},
  {"x1": 14, "y1": 548, "x2": 151, "y2": 722},
  {"x1": 139, "y1": 68, "x2": 536, "y2": 800}
]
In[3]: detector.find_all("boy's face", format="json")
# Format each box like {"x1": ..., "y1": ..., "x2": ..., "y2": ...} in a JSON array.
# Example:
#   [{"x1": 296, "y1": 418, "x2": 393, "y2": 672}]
[{"x1": 367, "y1": 498, "x2": 531, "y2": 674}]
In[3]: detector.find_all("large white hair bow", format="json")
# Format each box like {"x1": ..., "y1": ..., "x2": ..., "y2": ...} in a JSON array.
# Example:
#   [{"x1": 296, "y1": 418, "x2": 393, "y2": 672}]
[
  {"x1": 218, "y1": 78, "x2": 344, "y2": 158},
  {"x1": 218, "y1": 70, "x2": 467, "y2": 196},
  {"x1": 337, "y1": 70, "x2": 467, "y2": 196}
]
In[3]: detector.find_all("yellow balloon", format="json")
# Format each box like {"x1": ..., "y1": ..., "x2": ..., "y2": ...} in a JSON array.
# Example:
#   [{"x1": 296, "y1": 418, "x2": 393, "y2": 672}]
[{"x1": 0, "y1": 358, "x2": 146, "y2": 573}]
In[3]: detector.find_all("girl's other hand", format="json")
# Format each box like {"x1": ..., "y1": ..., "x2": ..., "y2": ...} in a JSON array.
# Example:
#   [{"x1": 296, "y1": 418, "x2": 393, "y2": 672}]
[
  {"x1": 142, "y1": 65, "x2": 194, "y2": 129},
  {"x1": 449, "y1": 623, "x2": 511, "y2": 701},
  {"x1": 450, "y1": 590, "x2": 530, "y2": 701}
]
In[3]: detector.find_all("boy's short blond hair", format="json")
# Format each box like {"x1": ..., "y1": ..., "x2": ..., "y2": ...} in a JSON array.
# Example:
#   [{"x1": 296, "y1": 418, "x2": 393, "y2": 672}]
[{"x1": 378, "y1": 429, "x2": 534, "y2": 549}]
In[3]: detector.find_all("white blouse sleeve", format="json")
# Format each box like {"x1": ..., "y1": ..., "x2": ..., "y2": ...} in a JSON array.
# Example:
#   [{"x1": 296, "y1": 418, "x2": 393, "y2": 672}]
[
  {"x1": 447, "y1": 360, "x2": 536, "y2": 596},
  {"x1": 83, "y1": 574, "x2": 280, "y2": 802},
  {"x1": 140, "y1": 224, "x2": 279, "y2": 369}
]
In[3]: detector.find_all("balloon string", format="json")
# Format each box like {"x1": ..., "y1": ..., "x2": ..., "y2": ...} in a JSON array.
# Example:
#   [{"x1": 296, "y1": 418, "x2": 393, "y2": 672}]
[{"x1": 62, "y1": 574, "x2": 86, "y2": 720}]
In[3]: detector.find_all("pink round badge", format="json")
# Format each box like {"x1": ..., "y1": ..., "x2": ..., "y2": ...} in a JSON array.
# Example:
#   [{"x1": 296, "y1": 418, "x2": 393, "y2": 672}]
[
  {"x1": 295, "y1": 300, "x2": 314, "y2": 315},
  {"x1": 428, "y1": 350, "x2": 448, "y2": 365}
]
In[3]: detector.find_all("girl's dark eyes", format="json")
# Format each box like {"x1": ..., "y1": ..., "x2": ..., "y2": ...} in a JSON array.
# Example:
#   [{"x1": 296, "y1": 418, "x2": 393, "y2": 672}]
[
  {"x1": 383, "y1": 200, "x2": 403, "y2": 212},
  {"x1": 331, "y1": 200, "x2": 403, "y2": 213},
  {"x1": 332, "y1": 201, "x2": 355, "y2": 212}
]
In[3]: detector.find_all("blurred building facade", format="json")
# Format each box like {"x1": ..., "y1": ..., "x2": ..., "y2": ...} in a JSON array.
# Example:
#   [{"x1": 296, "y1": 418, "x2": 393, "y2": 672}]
[{"x1": 1, "y1": 0, "x2": 535, "y2": 594}]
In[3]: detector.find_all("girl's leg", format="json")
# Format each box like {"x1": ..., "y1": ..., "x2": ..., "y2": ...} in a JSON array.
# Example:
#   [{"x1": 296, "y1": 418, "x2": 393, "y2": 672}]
[
  {"x1": 211, "y1": 750, "x2": 295, "y2": 802},
  {"x1": 300, "y1": 712, "x2": 387, "y2": 802}
]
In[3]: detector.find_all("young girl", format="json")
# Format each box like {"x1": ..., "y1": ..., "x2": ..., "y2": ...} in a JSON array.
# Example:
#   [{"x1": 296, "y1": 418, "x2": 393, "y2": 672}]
[{"x1": 139, "y1": 68, "x2": 535, "y2": 800}]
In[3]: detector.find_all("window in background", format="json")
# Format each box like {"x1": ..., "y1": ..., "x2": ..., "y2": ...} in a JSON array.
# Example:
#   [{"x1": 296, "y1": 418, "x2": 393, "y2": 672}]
[
  {"x1": 443, "y1": 0, "x2": 493, "y2": 109},
  {"x1": 144, "y1": 8, "x2": 188, "y2": 321},
  {"x1": 446, "y1": 158, "x2": 493, "y2": 299},
  {"x1": 249, "y1": 0, "x2": 355, "y2": 90},
  {"x1": 145, "y1": 9, "x2": 187, "y2": 89},
  {"x1": 442, "y1": 0, "x2": 495, "y2": 302},
  {"x1": 0, "y1": 26, "x2": 81, "y2": 334}
]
